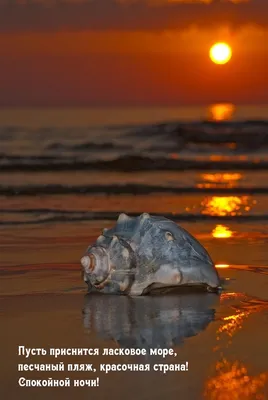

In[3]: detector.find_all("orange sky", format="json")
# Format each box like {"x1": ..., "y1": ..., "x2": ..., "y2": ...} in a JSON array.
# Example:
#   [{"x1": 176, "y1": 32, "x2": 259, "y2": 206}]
[{"x1": 0, "y1": 0, "x2": 267, "y2": 106}]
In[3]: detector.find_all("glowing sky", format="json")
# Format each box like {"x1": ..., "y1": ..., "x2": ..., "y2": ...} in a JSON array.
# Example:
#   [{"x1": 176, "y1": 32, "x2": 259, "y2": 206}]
[{"x1": 0, "y1": 0, "x2": 267, "y2": 106}]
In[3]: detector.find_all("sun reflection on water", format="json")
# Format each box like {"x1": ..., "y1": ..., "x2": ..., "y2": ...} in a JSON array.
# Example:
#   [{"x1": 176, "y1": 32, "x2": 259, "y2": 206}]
[
  {"x1": 212, "y1": 225, "x2": 234, "y2": 238},
  {"x1": 207, "y1": 103, "x2": 236, "y2": 122},
  {"x1": 197, "y1": 173, "x2": 243, "y2": 189},
  {"x1": 201, "y1": 196, "x2": 253, "y2": 216}
]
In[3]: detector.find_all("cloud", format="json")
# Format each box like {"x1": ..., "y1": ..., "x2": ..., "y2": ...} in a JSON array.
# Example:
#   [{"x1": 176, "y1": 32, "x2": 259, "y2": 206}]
[{"x1": 0, "y1": 0, "x2": 267, "y2": 33}]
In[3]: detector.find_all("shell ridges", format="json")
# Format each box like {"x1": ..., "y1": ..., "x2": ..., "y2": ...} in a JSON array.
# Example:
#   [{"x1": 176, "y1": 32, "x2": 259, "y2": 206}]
[
  {"x1": 96, "y1": 235, "x2": 105, "y2": 244},
  {"x1": 140, "y1": 212, "x2": 150, "y2": 220},
  {"x1": 117, "y1": 213, "x2": 130, "y2": 222}
]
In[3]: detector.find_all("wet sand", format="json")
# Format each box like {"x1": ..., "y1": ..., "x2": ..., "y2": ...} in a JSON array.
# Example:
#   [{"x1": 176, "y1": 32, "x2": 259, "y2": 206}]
[{"x1": 1, "y1": 262, "x2": 268, "y2": 400}]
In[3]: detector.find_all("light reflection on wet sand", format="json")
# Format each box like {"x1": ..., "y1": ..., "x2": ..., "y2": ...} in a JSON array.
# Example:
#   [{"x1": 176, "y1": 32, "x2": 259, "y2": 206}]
[
  {"x1": 212, "y1": 225, "x2": 234, "y2": 238},
  {"x1": 217, "y1": 299, "x2": 268, "y2": 340},
  {"x1": 215, "y1": 264, "x2": 230, "y2": 269},
  {"x1": 205, "y1": 358, "x2": 268, "y2": 400},
  {"x1": 204, "y1": 297, "x2": 268, "y2": 400}
]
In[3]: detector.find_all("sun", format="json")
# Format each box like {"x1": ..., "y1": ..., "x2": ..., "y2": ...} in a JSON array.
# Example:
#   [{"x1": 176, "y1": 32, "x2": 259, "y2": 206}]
[{"x1": 209, "y1": 42, "x2": 232, "y2": 65}]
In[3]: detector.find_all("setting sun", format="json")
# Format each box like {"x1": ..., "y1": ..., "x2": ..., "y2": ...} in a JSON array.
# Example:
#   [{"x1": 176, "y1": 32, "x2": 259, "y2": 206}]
[{"x1": 209, "y1": 42, "x2": 232, "y2": 65}]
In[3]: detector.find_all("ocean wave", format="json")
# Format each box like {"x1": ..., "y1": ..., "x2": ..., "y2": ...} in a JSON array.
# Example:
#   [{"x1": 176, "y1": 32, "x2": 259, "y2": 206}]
[
  {"x1": 1, "y1": 209, "x2": 268, "y2": 226},
  {"x1": 1, "y1": 120, "x2": 268, "y2": 173},
  {"x1": 1, "y1": 155, "x2": 268, "y2": 172},
  {"x1": 46, "y1": 141, "x2": 132, "y2": 152},
  {"x1": 1, "y1": 120, "x2": 268, "y2": 151},
  {"x1": 1, "y1": 183, "x2": 268, "y2": 196},
  {"x1": 129, "y1": 120, "x2": 268, "y2": 149}
]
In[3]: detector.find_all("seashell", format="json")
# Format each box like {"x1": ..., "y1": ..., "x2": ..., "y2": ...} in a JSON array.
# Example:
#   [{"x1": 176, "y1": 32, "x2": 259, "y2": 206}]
[{"x1": 81, "y1": 213, "x2": 221, "y2": 296}]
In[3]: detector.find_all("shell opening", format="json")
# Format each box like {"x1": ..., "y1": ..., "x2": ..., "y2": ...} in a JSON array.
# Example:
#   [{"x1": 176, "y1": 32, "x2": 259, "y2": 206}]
[
  {"x1": 81, "y1": 254, "x2": 96, "y2": 272},
  {"x1": 89, "y1": 254, "x2": 96, "y2": 271}
]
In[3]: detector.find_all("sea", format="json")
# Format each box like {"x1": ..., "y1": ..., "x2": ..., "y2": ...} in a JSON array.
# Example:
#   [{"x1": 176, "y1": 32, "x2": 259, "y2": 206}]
[{"x1": 1, "y1": 103, "x2": 268, "y2": 269}]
